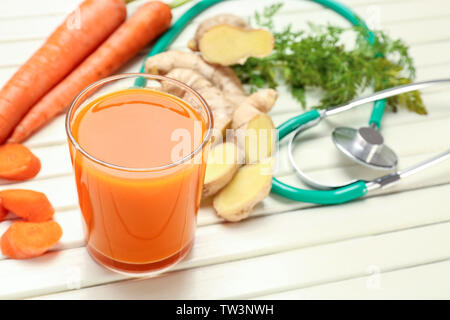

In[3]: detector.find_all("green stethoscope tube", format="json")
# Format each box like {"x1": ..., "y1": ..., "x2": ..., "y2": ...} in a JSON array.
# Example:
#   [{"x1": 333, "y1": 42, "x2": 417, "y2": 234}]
[
  {"x1": 138, "y1": 0, "x2": 382, "y2": 204},
  {"x1": 271, "y1": 110, "x2": 368, "y2": 204}
]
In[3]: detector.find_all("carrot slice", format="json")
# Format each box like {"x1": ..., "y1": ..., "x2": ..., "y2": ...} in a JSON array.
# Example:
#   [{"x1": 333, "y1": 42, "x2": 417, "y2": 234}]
[
  {"x1": 1, "y1": 221, "x2": 62, "y2": 259},
  {"x1": 0, "y1": 189, "x2": 54, "y2": 222},
  {"x1": 0, "y1": 144, "x2": 41, "y2": 181},
  {"x1": 0, "y1": 199, "x2": 7, "y2": 222}
]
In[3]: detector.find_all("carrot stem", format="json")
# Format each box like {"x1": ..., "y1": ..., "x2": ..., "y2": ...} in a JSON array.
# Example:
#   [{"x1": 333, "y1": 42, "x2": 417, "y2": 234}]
[
  {"x1": 125, "y1": 0, "x2": 193, "y2": 8},
  {"x1": 169, "y1": 0, "x2": 195, "y2": 9}
]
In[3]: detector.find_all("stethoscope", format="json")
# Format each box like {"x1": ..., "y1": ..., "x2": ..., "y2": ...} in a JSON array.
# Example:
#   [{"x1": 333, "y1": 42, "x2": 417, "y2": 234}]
[
  {"x1": 272, "y1": 79, "x2": 450, "y2": 204},
  {"x1": 138, "y1": 0, "x2": 450, "y2": 204}
]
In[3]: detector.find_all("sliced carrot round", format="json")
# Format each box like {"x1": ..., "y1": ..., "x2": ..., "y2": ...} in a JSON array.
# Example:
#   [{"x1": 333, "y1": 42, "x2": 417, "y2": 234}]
[
  {"x1": 0, "y1": 198, "x2": 7, "y2": 222},
  {"x1": 0, "y1": 144, "x2": 41, "y2": 181},
  {"x1": 1, "y1": 220, "x2": 62, "y2": 259},
  {"x1": 0, "y1": 189, "x2": 54, "y2": 222}
]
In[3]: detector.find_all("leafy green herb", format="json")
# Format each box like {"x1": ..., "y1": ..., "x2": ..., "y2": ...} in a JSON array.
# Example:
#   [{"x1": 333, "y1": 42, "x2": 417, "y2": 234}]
[{"x1": 232, "y1": 4, "x2": 427, "y2": 114}]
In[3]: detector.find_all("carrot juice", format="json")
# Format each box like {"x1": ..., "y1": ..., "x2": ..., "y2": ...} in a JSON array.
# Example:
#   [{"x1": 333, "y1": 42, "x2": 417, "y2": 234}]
[{"x1": 66, "y1": 75, "x2": 212, "y2": 275}]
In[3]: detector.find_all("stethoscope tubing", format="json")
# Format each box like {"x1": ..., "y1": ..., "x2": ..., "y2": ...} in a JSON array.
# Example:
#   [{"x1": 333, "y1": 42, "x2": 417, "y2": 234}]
[
  {"x1": 135, "y1": 0, "x2": 449, "y2": 204},
  {"x1": 280, "y1": 80, "x2": 450, "y2": 204},
  {"x1": 288, "y1": 78, "x2": 450, "y2": 191}
]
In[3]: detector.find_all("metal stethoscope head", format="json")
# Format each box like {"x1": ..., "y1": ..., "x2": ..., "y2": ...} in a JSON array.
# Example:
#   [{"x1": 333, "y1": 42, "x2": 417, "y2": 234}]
[
  {"x1": 332, "y1": 124, "x2": 398, "y2": 171},
  {"x1": 275, "y1": 78, "x2": 450, "y2": 202}
]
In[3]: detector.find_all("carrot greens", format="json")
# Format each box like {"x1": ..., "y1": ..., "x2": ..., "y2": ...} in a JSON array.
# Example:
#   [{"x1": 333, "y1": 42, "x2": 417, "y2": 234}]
[{"x1": 232, "y1": 3, "x2": 427, "y2": 114}]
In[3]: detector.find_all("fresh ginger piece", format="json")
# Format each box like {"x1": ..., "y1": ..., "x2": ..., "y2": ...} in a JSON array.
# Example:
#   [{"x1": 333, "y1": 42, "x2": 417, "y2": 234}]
[
  {"x1": 232, "y1": 104, "x2": 262, "y2": 129},
  {"x1": 223, "y1": 88, "x2": 278, "y2": 115},
  {"x1": 243, "y1": 114, "x2": 276, "y2": 163},
  {"x1": 198, "y1": 25, "x2": 274, "y2": 66},
  {"x1": 245, "y1": 89, "x2": 278, "y2": 113},
  {"x1": 213, "y1": 159, "x2": 273, "y2": 222},
  {"x1": 203, "y1": 142, "x2": 240, "y2": 198},
  {"x1": 233, "y1": 104, "x2": 276, "y2": 163},
  {"x1": 188, "y1": 14, "x2": 248, "y2": 52},
  {"x1": 188, "y1": 14, "x2": 274, "y2": 66}
]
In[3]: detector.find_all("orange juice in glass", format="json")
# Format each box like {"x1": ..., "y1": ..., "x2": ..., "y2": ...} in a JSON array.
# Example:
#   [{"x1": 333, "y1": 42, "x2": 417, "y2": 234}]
[{"x1": 66, "y1": 74, "x2": 212, "y2": 275}]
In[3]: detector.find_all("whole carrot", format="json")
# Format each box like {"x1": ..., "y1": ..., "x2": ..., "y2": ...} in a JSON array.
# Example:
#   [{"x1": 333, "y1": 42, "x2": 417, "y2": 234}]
[
  {"x1": 8, "y1": 1, "x2": 172, "y2": 144},
  {"x1": 0, "y1": 0, "x2": 127, "y2": 144}
]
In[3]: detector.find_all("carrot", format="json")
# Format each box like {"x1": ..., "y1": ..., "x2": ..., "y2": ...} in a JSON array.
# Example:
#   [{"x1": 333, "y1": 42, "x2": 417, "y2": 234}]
[
  {"x1": 8, "y1": 1, "x2": 172, "y2": 144},
  {"x1": 0, "y1": 144, "x2": 41, "y2": 181},
  {"x1": 0, "y1": 0, "x2": 127, "y2": 144},
  {"x1": 0, "y1": 199, "x2": 7, "y2": 222},
  {"x1": 1, "y1": 221, "x2": 62, "y2": 259},
  {"x1": 0, "y1": 189, "x2": 54, "y2": 222}
]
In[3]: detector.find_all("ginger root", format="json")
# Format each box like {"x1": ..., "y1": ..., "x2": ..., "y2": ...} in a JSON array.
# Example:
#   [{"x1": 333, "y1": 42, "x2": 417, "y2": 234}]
[
  {"x1": 145, "y1": 50, "x2": 245, "y2": 96},
  {"x1": 233, "y1": 104, "x2": 276, "y2": 163},
  {"x1": 203, "y1": 142, "x2": 241, "y2": 198},
  {"x1": 188, "y1": 14, "x2": 248, "y2": 51},
  {"x1": 244, "y1": 89, "x2": 278, "y2": 113},
  {"x1": 161, "y1": 67, "x2": 277, "y2": 144},
  {"x1": 189, "y1": 14, "x2": 274, "y2": 66},
  {"x1": 213, "y1": 158, "x2": 273, "y2": 222},
  {"x1": 164, "y1": 68, "x2": 234, "y2": 143},
  {"x1": 144, "y1": 49, "x2": 278, "y2": 222},
  {"x1": 146, "y1": 51, "x2": 277, "y2": 111}
]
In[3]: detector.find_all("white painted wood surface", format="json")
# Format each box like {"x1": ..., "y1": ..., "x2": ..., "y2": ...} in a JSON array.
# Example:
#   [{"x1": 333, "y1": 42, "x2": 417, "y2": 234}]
[{"x1": 0, "y1": 0, "x2": 449, "y2": 300}]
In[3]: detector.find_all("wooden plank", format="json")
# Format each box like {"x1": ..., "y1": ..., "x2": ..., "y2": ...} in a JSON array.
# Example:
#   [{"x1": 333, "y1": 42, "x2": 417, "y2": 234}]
[
  {"x1": 0, "y1": 209, "x2": 84, "y2": 260},
  {"x1": 0, "y1": 0, "x2": 413, "y2": 20},
  {"x1": 0, "y1": 183, "x2": 446, "y2": 298},
  {"x1": 279, "y1": 117, "x2": 450, "y2": 176},
  {"x1": 255, "y1": 259, "x2": 450, "y2": 299},
  {"x1": 0, "y1": 0, "x2": 81, "y2": 18},
  {"x1": 1, "y1": 0, "x2": 449, "y2": 68},
  {"x1": 33, "y1": 218, "x2": 450, "y2": 299},
  {"x1": 0, "y1": 105, "x2": 444, "y2": 230},
  {"x1": 0, "y1": 164, "x2": 448, "y2": 259},
  {"x1": 410, "y1": 41, "x2": 450, "y2": 68},
  {"x1": 170, "y1": 2, "x2": 450, "y2": 51},
  {"x1": 2, "y1": 35, "x2": 446, "y2": 83},
  {"x1": 9, "y1": 85, "x2": 449, "y2": 181},
  {"x1": 0, "y1": 0, "x2": 448, "y2": 300},
  {"x1": 197, "y1": 149, "x2": 450, "y2": 225},
  {"x1": 7, "y1": 56, "x2": 448, "y2": 149},
  {"x1": 1, "y1": 138, "x2": 448, "y2": 244},
  {"x1": 418, "y1": 63, "x2": 450, "y2": 82},
  {"x1": 0, "y1": 175, "x2": 78, "y2": 211},
  {"x1": 0, "y1": 15, "x2": 65, "y2": 42},
  {"x1": 0, "y1": 113, "x2": 445, "y2": 219}
]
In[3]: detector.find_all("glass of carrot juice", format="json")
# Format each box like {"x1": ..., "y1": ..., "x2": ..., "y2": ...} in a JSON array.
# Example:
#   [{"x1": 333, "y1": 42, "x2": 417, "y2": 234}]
[{"x1": 66, "y1": 74, "x2": 213, "y2": 276}]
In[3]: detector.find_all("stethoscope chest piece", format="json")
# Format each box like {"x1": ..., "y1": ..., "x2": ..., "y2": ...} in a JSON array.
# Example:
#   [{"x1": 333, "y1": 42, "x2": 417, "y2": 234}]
[
  {"x1": 275, "y1": 79, "x2": 450, "y2": 205},
  {"x1": 332, "y1": 126, "x2": 398, "y2": 170}
]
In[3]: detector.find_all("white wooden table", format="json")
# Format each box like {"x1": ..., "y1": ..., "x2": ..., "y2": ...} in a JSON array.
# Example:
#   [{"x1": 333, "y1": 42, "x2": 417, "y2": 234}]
[{"x1": 0, "y1": 0, "x2": 449, "y2": 300}]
